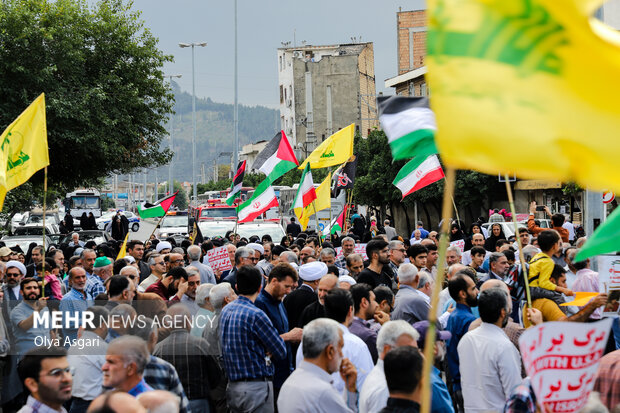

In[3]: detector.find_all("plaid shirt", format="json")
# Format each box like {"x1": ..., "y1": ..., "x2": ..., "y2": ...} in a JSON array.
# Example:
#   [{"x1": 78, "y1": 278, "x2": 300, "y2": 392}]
[
  {"x1": 17, "y1": 395, "x2": 67, "y2": 413},
  {"x1": 220, "y1": 295, "x2": 286, "y2": 381},
  {"x1": 85, "y1": 275, "x2": 106, "y2": 299},
  {"x1": 143, "y1": 355, "x2": 189, "y2": 413},
  {"x1": 335, "y1": 255, "x2": 347, "y2": 269},
  {"x1": 594, "y1": 349, "x2": 620, "y2": 410}
]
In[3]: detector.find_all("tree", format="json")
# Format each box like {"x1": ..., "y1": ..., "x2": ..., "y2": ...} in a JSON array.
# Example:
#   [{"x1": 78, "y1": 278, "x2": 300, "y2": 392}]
[
  {"x1": 0, "y1": 0, "x2": 174, "y2": 204},
  {"x1": 170, "y1": 181, "x2": 188, "y2": 210}
]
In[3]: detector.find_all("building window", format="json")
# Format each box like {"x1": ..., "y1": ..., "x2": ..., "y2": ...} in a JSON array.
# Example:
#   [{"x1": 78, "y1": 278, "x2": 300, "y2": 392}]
[
  {"x1": 284, "y1": 87, "x2": 287, "y2": 101},
  {"x1": 280, "y1": 85, "x2": 284, "y2": 104},
  {"x1": 421, "y1": 82, "x2": 427, "y2": 96},
  {"x1": 408, "y1": 82, "x2": 415, "y2": 97},
  {"x1": 279, "y1": 56, "x2": 282, "y2": 71}
]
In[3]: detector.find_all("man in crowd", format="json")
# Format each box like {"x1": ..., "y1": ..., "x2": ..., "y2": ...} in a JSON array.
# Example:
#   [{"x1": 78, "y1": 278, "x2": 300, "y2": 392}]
[
  {"x1": 380, "y1": 346, "x2": 424, "y2": 413},
  {"x1": 335, "y1": 237, "x2": 356, "y2": 269},
  {"x1": 255, "y1": 263, "x2": 303, "y2": 401},
  {"x1": 169, "y1": 267, "x2": 201, "y2": 314},
  {"x1": 106, "y1": 275, "x2": 137, "y2": 311},
  {"x1": 17, "y1": 347, "x2": 73, "y2": 413},
  {"x1": 422, "y1": 242, "x2": 438, "y2": 277},
  {"x1": 411, "y1": 221, "x2": 429, "y2": 239},
  {"x1": 461, "y1": 234, "x2": 487, "y2": 266},
  {"x1": 387, "y1": 241, "x2": 406, "y2": 278},
  {"x1": 187, "y1": 245, "x2": 216, "y2": 285},
  {"x1": 139, "y1": 254, "x2": 166, "y2": 292},
  {"x1": 4, "y1": 260, "x2": 25, "y2": 305},
  {"x1": 11, "y1": 278, "x2": 51, "y2": 357},
  {"x1": 458, "y1": 288, "x2": 521, "y2": 412},
  {"x1": 284, "y1": 261, "x2": 325, "y2": 332},
  {"x1": 445, "y1": 246, "x2": 462, "y2": 267},
  {"x1": 25, "y1": 246, "x2": 43, "y2": 278},
  {"x1": 358, "y1": 239, "x2": 392, "y2": 288},
  {"x1": 221, "y1": 246, "x2": 255, "y2": 291},
  {"x1": 298, "y1": 274, "x2": 338, "y2": 328},
  {"x1": 286, "y1": 217, "x2": 302, "y2": 237},
  {"x1": 127, "y1": 241, "x2": 150, "y2": 282},
  {"x1": 219, "y1": 265, "x2": 286, "y2": 412},
  {"x1": 60, "y1": 267, "x2": 93, "y2": 342},
  {"x1": 257, "y1": 242, "x2": 274, "y2": 276},
  {"x1": 85, "y1": 257, "x2": 113, "y2": 299},
  {"x1": 478, "y1": 252, "x2": 510, "y2": 285},
  {"x1": 349, "y1": 284, "x2": 384, "y2": 363},
  {"x1": 392, "y1": 264, "x2": 428, "y2": 324},
  {"x1": 407, "y1": 245, "x2": 428, "y2": 274},
  {"x1": 359, "y1": 320, "x2": 419, "y2": 413},
  {"x1": 345, "y1": 254, "x2": 364, "y2": 279},
  {"x1": 80, "y1": 249, "x2": 96, "y2": 278},
  {"x1": 299, "y1": 246, "x2": 316, "y2": 264},
  {"x1": 67, "y1": 306, "x2": 109, "y2": 413},
  {"x1": 319, "y1": 248, "x2": 337, "y2": 267},
  {"x1": 145, "y1": 267, "x2": 187, "y2": 301},
  {"x1": 103, "y1": 336, "x2": 153, "y2": 396},
  {"x1": 278, "y1": 318, "x2": 358, "y2": 412},
  {"x1": 383, "y1": 220, "x2": 397, "y2": 241},
  {"x1": 527, "y1": 202, "x2": 569, "y2": 242}
]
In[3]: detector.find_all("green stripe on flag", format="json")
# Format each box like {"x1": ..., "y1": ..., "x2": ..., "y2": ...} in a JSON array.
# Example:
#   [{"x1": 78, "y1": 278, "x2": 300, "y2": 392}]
[
  {"x1": 138, "y1": 205, "x2": 165, "y2": 219},
  {"x1": 390, "y1": 129, "x2": 438, "y2": 160}
]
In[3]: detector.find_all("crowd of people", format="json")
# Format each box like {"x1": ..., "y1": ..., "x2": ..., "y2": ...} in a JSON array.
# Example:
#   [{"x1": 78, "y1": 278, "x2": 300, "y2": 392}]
[{"x1": 0, "y1": 203, "x2": 618, "y2": 413}]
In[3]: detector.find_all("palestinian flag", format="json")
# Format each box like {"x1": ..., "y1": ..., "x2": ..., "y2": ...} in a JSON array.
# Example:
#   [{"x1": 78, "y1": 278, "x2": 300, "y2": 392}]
[
  {"x1": 323, "y1": 207, "x2": 346, "y2": 236},
  {"x1": 393, "y1": 155, "x2": 444, "y2": 199},
  {"x1": 237, "y1": 179, "x2": 279, "y2": 223},
  {"x1": 292, "y1": 163, "x2": 317, "y2": 220},
  {"x1": 226, "y1": 160, "x2": 246, "y2": 206},
  {"x1": 377, "y1": 96, "x2": 438, "y2": 161},
  {"x1": 251, "y1": 130, "x2": 299, "y2": 182},
  {"x1": 137, "y1": 192, "x2": 177, "y2": 218}
]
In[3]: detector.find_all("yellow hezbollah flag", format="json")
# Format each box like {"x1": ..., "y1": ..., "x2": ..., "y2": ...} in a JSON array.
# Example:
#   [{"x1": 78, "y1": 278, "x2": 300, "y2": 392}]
[
  {"x1": 0, "y1": 94, "x2": 49, "y2": 209},
  {"x1": 298, "y1": 124, "x2": 354, "y2": 170},
  {"x1": 299, "y1": 173, "x2": 331, "y2": 231},
  {"x1": 116, "y1": 232, "x2": 130, "y2": 261},
  {"x1": 427, "y1": 0, "x2": 620, "y2": 193}
]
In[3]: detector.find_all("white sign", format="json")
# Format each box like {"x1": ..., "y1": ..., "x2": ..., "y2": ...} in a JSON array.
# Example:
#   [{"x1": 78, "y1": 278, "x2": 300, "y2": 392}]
[
  {"x1": 206, "y1": 246, "x2": 233, "y2": 272},
  {"x1": 597, "y1": 255, "x2": 620, "y2": 316},
  {"x1": 335, "y1": 244, "x2": 368, "y2": 261},
  {"x1": 519, "y1": 319, "x2": 612, "y2": 413},
  {"x1": 450, "y1": 239, "x2": 465, "y2": 253}
]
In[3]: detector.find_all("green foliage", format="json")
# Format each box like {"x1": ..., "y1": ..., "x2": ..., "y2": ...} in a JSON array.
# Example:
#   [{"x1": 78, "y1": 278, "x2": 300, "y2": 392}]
[
  {"x1": 562, "y1": 182, "x2": 583, "y2": 197},
  {"x1": 0, "y1": 0, "x2": 174, "y2": 197},
  {"x1": 101, "y1": 196, "x2": 116, "y2": 211},
  {"x1": 170, "y1": 181, "x2": 187, "y2": 210}
]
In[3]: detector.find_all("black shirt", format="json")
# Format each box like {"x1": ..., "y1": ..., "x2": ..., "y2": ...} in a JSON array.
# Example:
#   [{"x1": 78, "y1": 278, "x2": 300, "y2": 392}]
[
  {"x1": 379, "y1": 398, "x2": 421, "y2": 413},
  {"x1": 357, "y1": 267, "x2": 394, "y2": 289}
]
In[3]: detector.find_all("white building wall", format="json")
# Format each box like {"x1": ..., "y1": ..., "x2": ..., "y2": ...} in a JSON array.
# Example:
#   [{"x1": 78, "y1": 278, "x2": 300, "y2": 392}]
[{"x1": 277, "y1": 50, "x2": 296, "y2": 146}]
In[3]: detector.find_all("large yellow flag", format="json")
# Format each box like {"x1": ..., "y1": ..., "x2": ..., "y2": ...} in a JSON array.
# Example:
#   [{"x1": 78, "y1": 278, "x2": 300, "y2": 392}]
[
  {"x1": 299, "y1": 173, "x2": 331, "y2": 231},
  {"x1": 116, "y1": 232, "x2": 130, "y2": 261},
  {"x1": 427, "y1": 0, "x2": 620, "y2": 193},
  {"x1": 298, "y1": 124, "x2": 354, "y2": 170},
  {"x1": 0, "y1": 94, "x2": 49, "y2": 209}
]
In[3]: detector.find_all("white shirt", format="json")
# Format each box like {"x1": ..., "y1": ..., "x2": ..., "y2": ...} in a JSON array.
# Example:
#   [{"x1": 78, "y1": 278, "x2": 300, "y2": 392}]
[
  {"x1": 458, "y1": 323, "x2": 521, "y2": 413},
  {"x1": 359, "y1": 359, "x2": 388, "y2": 413},
  {"x1": 296, "y1": 323, "x2": 374, "y2": 393},
  {"x1": 437, "y1": 288, "x2": 452, "y2": 318},
  {"x1": 562, "y1": 222, "x2": 575, "y2": 241},
  {"x1": 67, "y1": 331, "x2": 108, "y2": 400},
  {"x1": 415, "y1": 289, "x2": 451, "y2": 329},
  {"x1": 278, "y1": 361, "x2": 355, "y2": 413},
  {"x1": 138, "y1": 274, "x2": 159, "y2": 293}
]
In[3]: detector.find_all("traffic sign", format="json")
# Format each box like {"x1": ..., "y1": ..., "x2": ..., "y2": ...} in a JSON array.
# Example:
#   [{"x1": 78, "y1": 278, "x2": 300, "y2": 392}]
[{"x1": 603, "y1": 191, "x2": 615, "y2": 204}]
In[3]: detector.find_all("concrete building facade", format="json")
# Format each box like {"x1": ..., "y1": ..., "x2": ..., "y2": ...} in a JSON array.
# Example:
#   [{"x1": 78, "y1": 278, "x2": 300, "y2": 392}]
[{"x1": 277, "y1": 43, "x2": 378, "y2": 158}]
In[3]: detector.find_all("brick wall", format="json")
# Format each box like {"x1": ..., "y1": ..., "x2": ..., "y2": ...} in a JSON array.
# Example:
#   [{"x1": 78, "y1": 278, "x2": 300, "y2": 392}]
[{"x1": 397, "y1": 10, "x2": 427, "y2": 75}]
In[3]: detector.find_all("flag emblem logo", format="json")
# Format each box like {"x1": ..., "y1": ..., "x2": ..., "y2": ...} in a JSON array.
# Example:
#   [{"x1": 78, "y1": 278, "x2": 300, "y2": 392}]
[{"x1": 2, "y1": 129, "x2": 30, "y2": 171}]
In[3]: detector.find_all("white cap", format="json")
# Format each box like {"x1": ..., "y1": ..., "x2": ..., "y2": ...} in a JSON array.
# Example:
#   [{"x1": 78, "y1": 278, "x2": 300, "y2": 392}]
[
  {"x1": 247, "y1": 243, "x2": 265, "y2": 255},
  {"x1": 299, "y1": 261, "x2": 328, "y2": 282},
  {"x1": 156, "y1": 241, "x2": 172, "y2": 253},
  {"x1": 338, "y1": 275, "x2": 357, "y2": 286}
]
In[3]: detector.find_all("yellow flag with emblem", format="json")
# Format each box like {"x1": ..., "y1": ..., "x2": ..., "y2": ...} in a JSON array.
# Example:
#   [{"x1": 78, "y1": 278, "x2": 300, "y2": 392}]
[
  {"x1": 427, "y1": 0, "x2": 620, "y2": 193},
  {"x1": 0, "y1": 94, "x2": 49, "y2": 209},
  {"x1": 116, "y1": 232, "x2": 130, "y2": 261},
  {"x1": 298, "y1": 124, "x2": 354, "y2": 170},
  {"x1": 299, "y1": 173, "x2": 331, "y2": 231}
]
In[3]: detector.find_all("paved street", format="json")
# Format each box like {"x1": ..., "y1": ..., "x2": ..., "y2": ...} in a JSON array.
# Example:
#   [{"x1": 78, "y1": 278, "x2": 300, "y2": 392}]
[{"x1": 133, "y1": 217, "x2": 156, "y2": 241}]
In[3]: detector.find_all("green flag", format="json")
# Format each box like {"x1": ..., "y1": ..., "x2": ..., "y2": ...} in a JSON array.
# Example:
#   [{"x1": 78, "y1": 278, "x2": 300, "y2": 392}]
[{"x1": 574, "y1": 207, "x2": 620, "y2": 262}]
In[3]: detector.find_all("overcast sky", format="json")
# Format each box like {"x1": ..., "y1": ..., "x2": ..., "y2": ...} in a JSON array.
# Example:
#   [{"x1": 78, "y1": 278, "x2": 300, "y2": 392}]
[{"x1": 130, "y1": 0, "x2": 426, "y2": 108}]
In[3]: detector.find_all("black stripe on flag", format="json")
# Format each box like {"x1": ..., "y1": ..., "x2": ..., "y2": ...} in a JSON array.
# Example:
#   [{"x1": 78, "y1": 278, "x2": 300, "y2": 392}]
[
  {"x1": 377, "y1": 96, "x2": 430, "y2": 116},
  {"x1": 251, "y1": 131, "x2": 281, "y2": 171},
  {"x1": 233, "y1": 161, "x2": 246, "y2": 186}
]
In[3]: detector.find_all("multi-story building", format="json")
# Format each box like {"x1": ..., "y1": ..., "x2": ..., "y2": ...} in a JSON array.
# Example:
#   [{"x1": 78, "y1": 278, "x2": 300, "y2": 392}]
[{"x1": 277, "y1": 43, "x2": 377, "y2": 157}]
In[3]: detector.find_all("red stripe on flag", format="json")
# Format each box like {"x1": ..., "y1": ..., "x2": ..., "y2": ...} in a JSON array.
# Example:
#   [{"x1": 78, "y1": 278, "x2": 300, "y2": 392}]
[
  {"x1": 276, "y1": 130, "x2": 299, "y2": 165},
  {"x1": 402, "y1": 168, "x2": 445, "y2": 198},
  {"x1": 159, "y1": 192, "x2": 178, "y2": 213},
  {"x1": 302, "y1": 188, "x2": 317, "y2": 207},
  {"x1": 238, "y1": 197, "x2": 279, "y2": 223}
]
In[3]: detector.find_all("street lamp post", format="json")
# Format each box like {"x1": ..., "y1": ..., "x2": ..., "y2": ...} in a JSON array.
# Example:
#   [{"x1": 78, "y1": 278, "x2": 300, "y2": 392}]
[
  {"x1": 165, "y1": 74, "x2": 182, "y2": 197},
  {"x1": 179, "y1": 42, "x2": 207, "y2": 208},
  {"x1": 233, "y1": 0, "x2": 239, "y2": 185}
]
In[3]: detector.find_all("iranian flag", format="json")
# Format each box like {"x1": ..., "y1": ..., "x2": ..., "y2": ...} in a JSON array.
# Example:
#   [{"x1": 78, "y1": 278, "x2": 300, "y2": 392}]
[
  {"x1": 292, "y1": 163, "x2": 317, "y2": 220},
  {"x1": 137, "y1": 192, "x2": 178, "y2": 218},
  {"x1": 393, "y1": 155, "x2": 444, "y2": 199},
  {"x1": 237, "y1": 180, "x2": 279, "y2": 223},
  {"x1": 226, "y1": 160, "x2": 246, "y2": 206},
  {"x1": 252, "y1": 130, "x2": 299, "y2": 182},
  {"x1": 377, "y1": 96, "x2": 438, "y2": 161}
]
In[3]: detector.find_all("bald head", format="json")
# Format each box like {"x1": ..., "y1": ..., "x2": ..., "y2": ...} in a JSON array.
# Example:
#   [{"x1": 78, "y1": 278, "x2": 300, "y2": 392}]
[
  {"x1": 480, "y1": 279, "x2": 510, "y2": 295},
  {"x1": 317, "y1": 274, "x2": 339, "y2": 305},
  {"x1": 87, "y1": 391, "x2": 146, "y2": 413},
  {"x1": 471, "y1": 233, "x2": 485, "y2": 247},
  {"x1": 448, "y1": 263, "x2": 467, "y2": 280}
]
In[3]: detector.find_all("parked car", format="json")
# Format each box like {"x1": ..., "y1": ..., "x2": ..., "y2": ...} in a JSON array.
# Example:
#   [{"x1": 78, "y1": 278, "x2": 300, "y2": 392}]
[
  {"x1": 13, "y1": 223, "x2": 59, "y2": 236},
  {"x1": 96, "y1": 211, "x2": 140, "y2": 232},
  {"x1": 60, "y1": 230, "x2": 113, "y2": 245},
  {"x1": 1, "y1": 235, "x2": 53, "y2": 253}
]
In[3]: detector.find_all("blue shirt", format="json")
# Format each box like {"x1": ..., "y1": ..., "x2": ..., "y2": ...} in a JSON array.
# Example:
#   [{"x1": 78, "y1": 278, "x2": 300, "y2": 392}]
[
  {"x1": 59, "y1": 288, "x2": 93, "y2": 343},
  {"x1": 446, "y1": 303, "x2": 477, "y2": 391},
  {"x1": 10, "y1": 302, "x2": 50, "y2": 356},
  {"x1": 85, "y1": 275, "x2": 106, "y2": 299},
  {"x1": 255, "y1": 289, "x2": 292, "y2": 389},
  {"x1": 431, "y1": 366, "x2": 454, "y2": 413},
  {"x1": 411, "y1": 228, "x2": 429, "y2": 239},
  {"x1": 127, "y1": 378, "x2": 153, "y2": 397},
  {"x1": 220, "y1": 295, "x2": 287, "y2": 381}
]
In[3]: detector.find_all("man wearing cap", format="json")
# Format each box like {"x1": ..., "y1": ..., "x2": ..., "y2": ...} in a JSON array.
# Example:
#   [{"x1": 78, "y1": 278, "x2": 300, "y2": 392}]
[
  {"x1": 284, "y1": 261, "x2": 325, "y2": 332},
  {"x1": 338, "y1": 275, "x2": 357, "y2": 290},
  {"x1": 86, "y1": 256, "x2": 114, "y2": 299},
  {"x1": 60, "y1": 267, "x2": 94, "y2": 342},
  {"x1": 255, "y1": 263, "x2": 303, "y2": 401},
  {"x1": 0, "y1": 246, "x2": 12, "y2": 262},
  {"x1": 155, "y1": 241, "x2": 172, "y2": 255}
]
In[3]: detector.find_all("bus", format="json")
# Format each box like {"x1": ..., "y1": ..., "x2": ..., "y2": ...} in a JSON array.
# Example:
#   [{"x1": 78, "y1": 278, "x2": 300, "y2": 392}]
[{"x1": 65, "y1": 189, "x2": 102, "y2": 219}]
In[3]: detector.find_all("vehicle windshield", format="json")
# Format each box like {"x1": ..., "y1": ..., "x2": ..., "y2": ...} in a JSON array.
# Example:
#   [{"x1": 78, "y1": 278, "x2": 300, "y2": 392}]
[
  {"x1": 71, "y1": 196, "x2": 100, "y2": 209},
  {"x1": 26, "y1": 215, "x2": 58, "y2": 225},
  {"x1": 198, "y1": 222, "x2": 236, "y2": 239},
  {"x1": 161, "y1": 216, "x2": 188, "y2": 228},
  {"x1": 237, "y1": 224, "x2": 285, "y2": 242},
  {"x1": 60, "y1": 231, "x2": 106, "y2": 244},
  {"x1": 200, "y1": 208, "x2": 236, "y2": 218},
  {"x1": 14, "y1": 227, "x2": 45, "y2": 236}
]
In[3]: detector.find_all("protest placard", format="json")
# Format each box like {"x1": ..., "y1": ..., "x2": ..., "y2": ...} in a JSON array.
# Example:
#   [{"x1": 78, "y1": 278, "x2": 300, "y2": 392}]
[
  {"x1": 206, "y1": 246, "x2": 233, "y2": 272},
  {"x1": 597, "y1": 255, "x2": 620, "y2": 316},
  {"x1": 335, "y1": 244, "x2": 368, "y2": 260},
  {"x1": 450, "y1": 239, "x2": 465, "y2": 253},
  {"x1": 519, "y1": 319, "x2": 612, "y2": 413}
]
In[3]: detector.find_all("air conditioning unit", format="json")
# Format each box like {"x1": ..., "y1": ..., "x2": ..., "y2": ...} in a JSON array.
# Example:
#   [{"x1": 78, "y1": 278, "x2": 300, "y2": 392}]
[{"x1": 293, "y1": 51, "x2": 303, "y2": 58}]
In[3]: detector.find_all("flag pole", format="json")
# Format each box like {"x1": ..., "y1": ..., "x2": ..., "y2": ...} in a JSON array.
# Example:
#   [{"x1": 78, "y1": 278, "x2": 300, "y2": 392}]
[
  {"x1": 40, "y1": 167, "x2": 48, "y2": 298},
  {"x1": 147, "y1": 214, "x2": 166, "y2": 243},
  {"x1": 420, "y1": 167, "x2": 456, "y2": 413},
  {"x1": 312, "y1": 201, "x2": 322, "y2": 246},
  {"x1": 443, "y1": 177, "x2": 461, "y2": 225},
  {"x1": 504, "y1": 175, "x2": 532, "y2": 307}
]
